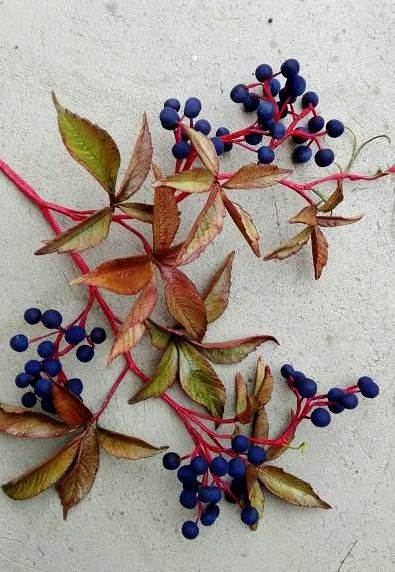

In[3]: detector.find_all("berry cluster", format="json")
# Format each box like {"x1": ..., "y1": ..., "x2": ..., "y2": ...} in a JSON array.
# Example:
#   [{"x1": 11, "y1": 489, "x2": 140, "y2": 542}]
[{"x1": 10, "y1": 307, "x2": 106, "y2": 413}]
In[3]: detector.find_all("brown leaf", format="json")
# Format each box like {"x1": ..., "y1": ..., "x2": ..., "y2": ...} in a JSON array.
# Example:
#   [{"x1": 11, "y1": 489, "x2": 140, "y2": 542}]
[
  {"x1": 181, "y1": 126, "x2": 219, "y2": 176},
  {"x1": 71, "y1": 255, "x2": 154, "y2": 295},
  {"x1": 221, "y1": 163, "x2": 291, "y2": 190},
  {"x1": 116, "y1": 113, "x2": 153, "y2": 202},
  {"x1": 52, "y1": 383, "x2": 93, "y2": 427},
  {"x1": 246, "y1": 465, "x2": 265, "y2": 530},
  {"x1": 203, "y1": 251, "x2": 235, "y2": 324},
  {"x1": 318, "y1": 182, "x2": 344, "y2": 212},
  {"x1": 117, "y1": 203, "x2": 153, "y2": 223},
  {"x1": 263, "y1": 226, "x2": 312, "y2": 261},
  {"x1": 252, "y1": 408, "x2": 269, "y2": 440},
  {"x1": 235, "y1": 373, "x2": 252, "y2": 424},
  {"x1": 0, "y1": 402, "x2": 73, "y2": 439},
  {"x1": 97, "y1": 427, "x2": 167, "y2": 459},
  {"x1": 151, "y1": 162, "x2": 162, "y2": 180},
  {"x1": 153, "y1": 169, "x2": 215, "y2": 193},
  {"x1": 155, "y1": 242, "x2": 184, "y2": 266},
  {"x1": 129, "y1": 342, "x2": 179, "y2": 402},
  {"x1": 146, "y1": 319, "x2": 172, "y2": 349},
  {"x1": 153, "y1": 186, "x2": 180, "y2": 253},
  {"x1": 56, "y1": 425, "x2": 99, "y2": 519},
  {"x1": 253, "y1": 359, "x2": 274, "y2": 409},
  {"x1": 289, "y1": 205, "x2": 317, "y2": 227},
  {"x1": 193, "y1": 336, "x2": 278, "y2": 365},
  {"x1": 222, "y1": 193, "x2": 260, "y2": 256},
  {"x1": 311, "y1": 227, "x2": 328, "y2": 280},
  {"x1": 316, "y1": 214, "x2": 364, "y2": 227},
  {"x1": 266, "y1": 433, "x2": 295, "y2": 461},
  {"x1": 158, "y1": 263, "x2": 207, "y2": 340}
]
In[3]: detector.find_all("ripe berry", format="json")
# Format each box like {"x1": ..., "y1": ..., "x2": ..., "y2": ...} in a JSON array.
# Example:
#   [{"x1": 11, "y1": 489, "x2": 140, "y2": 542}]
[
  {"x1": 245, "y1": 132, "x2": 263, "y2": 145},
  {"x1": 76, "y1": 345, "x2": 94, "y2": 363},
  {"x1": 198, "y1": 486, "x2": 221, "y2": 504},
  {"x1": 230, "y1": 84, "x2": 249, "y2": 103},
  {"x1": 41, "y1": 397, "x2": 57, "y2": 414},
  {"x1": 241, "y1": 506, "x2": 259, "y2": 526},
  {"x1": 190, "y1": 456, "x2": 208, "y2": 475},
  {"x1": 21, "y1": 392, "x2": 37, "y2": 408},
  {"x1": 206, "y1": 503, "x2": 220, "y2": 518},
  {"x1": 360, "y1": 382, "x2": 379, "y2": 398},
  {"x1": 302, "y1": 91, "x2": 319, "y2": 108},
  {"x1": 293, "y1": 371, "x2": 306, "y2": 384},
  {"x1": 164, "y1": 98, "x2": 180, "y2": 111},
  {"x1": 177, "y1": 465, "x2": 196, "y2": 485},
  {"x1": 200, "y1": 510, "x2": 217, "y2": 526},
  {"x1": 308, "y1": 115, "x2": 325, "y2": 133},
  {"x1": 341, "y1": 394, "x2": 359, "y2": 409},
  {"x1": 329, "y1": 403, "x2": 345, "y2": 414},
  {"x1": 41, "y1": 309, "x2": 62, "y2": 329},
  {"x1": 293, "y1": 145, "x2": 312, "y2": 163},
  {"x1": 311, "y1": 408, "x2": 331, "y2": 427},
  {"x1": 271, "y1": 122, "x2": 286, "y2": 140},
  {"x1": 357, "y1": 376, "x2": 374, "y2": 388},
  {"x1": 216, "y1": 127, "x2": 233, "y2": 151},
  {"x1": 159, "y1": 107, "x2": 180, "y2": 130},
  {"x1": 211, "y1": 137, "x2": 225, "y2": 155},
  {"x1": 65, "y1": 378, "x2": 83, "y2": 396},
  {"x1": 231, "y1": 435, "x2": 249, "y2": 454},
  {"x1": 24, "y1": 360, "x2": 41, "y2": 376},
  {"x1": 285, "y1": 75, "x2": 306, "y2": 97},
  {"x1": 292, "y1": 127, "x2": 309, "y2": 143},
  {"x1": 228, "y1": 458, "x2": 246, "y2": 478},
  {"x1": 255, "y1": 63, "x2": 273, "y2": 82},
  {"x1": 247, "y1": 446, "x2": 266, "y2": 466},
  {"x1": 257, "y1": 101, "x2": 275, "y2": 122},
  {"x1": 90, "y1": 327, "x2": 107, "y2": 344},
  {"x1": 179, "y1": 490, "x2": 197, "y2": 509},
  {"x1": 279, "y1": 88, "x2": 296, "y2": 104},
  {"x1": 194, "y1": 119, "x2": 211, "y2": 135},
  {"x1": 230, "y1": 476, "x2": 247, "y2": 498},
  {"x1": 327, "y1": 388, "x2": 344, "y2": 402},
  {"x1": 315, "y1": 148, "x2": 334, "y2": 167},
  {"x1": 10, "y1": 334, "x2": 29, "y2": 352},
  {"x1": 163, "y1": 452, "x2": 181, "y2": 470},
  {"x1": 184, "y1": 97, "x2": 201, "y2": 119},
  {"x1": 65, "y1": 325, "x2": 86, "y2": 345},
  {"x1": 172, "y1": 141, "x2": 191, "y2": 160},
  {"x1": 181, "y1": 521, "x2": 199, "y2": 540},
  {"x1": 269, "y1": 78, "x2": 281, "y2": 96},
  {"x1": 41, "y1": 358, "x2": 62, "y2": 376},
  {"x1": 295, "y1": 378, "x2": 317, "y2": 398},
  {"x1": 184, "y1": 480, "x2": 200, "y2": 493},
  {"x1": 326, "y1": 119, "x2": 344, "y2": 138},
  {"x1": 34, "y1": 378, "x2": 53, "y2": 398},
  {"x1": 243, "y1": 94, "x2": 260, "y2": 112},
  {"x1": 15, "y1": 373, "x2": 31, "y2": 388},
  {"x1": 258, "y1": 146, "x2": 275, "y2": 164},
  {"x1": 280, "y1": 364, "x2": 294, "y2": 379},
  {"x1": 37, "y1": 340, "x2": 55, "y2": 358},
  {"x1": 260, "y1": 118, "x2": 275, "y2": 132},
  {"x1": 210, "y1": 456, "x2": 228, "y2": 476},
  {"x1": 281, "y1": 58, "x2": 300, "y2": 78},
  {"x1": 24, "y1": 307, "x2": 42, "y2": 325}
]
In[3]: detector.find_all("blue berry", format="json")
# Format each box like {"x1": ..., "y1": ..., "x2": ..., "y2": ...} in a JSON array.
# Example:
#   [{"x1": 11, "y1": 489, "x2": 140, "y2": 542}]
[
  {"x1": 15, "y1": 373, "x2": 31, "y2": 388},
  {"x1": 241, "y1": 506, "x2": 259, "y2": 526},
  {"x1": 34, "y1": 378, "x2": 53, "y2": 398},
  {"x1": 302, "y1": 91, "x2": 319, "y2": 108},
  {"x1": 243, "y1": 94, "x2": 260, "y2": 112},
  {"x1": 163, "y1": 452, "x2": 181, "y2": 470},
  {"x1": 285, "y1": 75, "x2": 306, "y2": 97},
  {"x1": 360, "y1": 382, "x2": 379, "y2": 398},
  {"x1": 326, "y1": 119, "x2": 344, "y2": 138},
  {"x1": 76, "y1": 345, "x2": 94, "y2": 363},
  {"x1": 164, "y1": 98, "x2": 180, "y2": 112},
  {"x1": 228, "y1": 457, "x2": 246, "y2": 478},
  {"x1": 24, "y1": 360, "x2": 41, "y2": 376},
  {"x1": 308, "y1": 115, "x2": 325, "y2": 133},
  {"x1": 295, "y1": 378, "x2": 317, "y2": 398},
  {"x1": 190, "y1": 456, "x2": 208, "y2": 475},
  {"x1": 194, "y1": 119, "x2": 211, "y2": 135},
  {"x1": 65, "y1": 378, "x2": 83, "y2": 396},
  {"x1": 247, "y1": 445, "x2": 266, "y2": 466},
  {"x1": 269, "y1": 78, "x2": 281, "y2": 96},
  {"x1": 179, "y1": 490, "x2": 197, "y2": 509},
  {"x1": 184, "y1": 97, "x2": 201, "y2": 119},
  {"x1": 311, "y1": 408, "x2": 331, "y2": 427},
  {"x1": 211, "y1": 137, "x2": 225, "y2": 155},
  {"x1": 206, "y1": 503, "x2": 220, "y2": 518},
  {"x1": 10, "y1": 334, "x2": 29, "y2": 352},
  {"x1": 216, "y1": 127, "x2": 233, "y2": 151},
  {"x1": 329, "y1": 403, "x2": 345, "y2": 414},
  {"x1": 258, "y1": 146, "x2": 275, "y2": 164},
  {"x1": 41, "y1": 358, "x2": 62, "y2": 376},
  {"x1": 24, "y1": 307, "x2": 42, "y2": 324},
  {"x1": 260, "y1": 118, "x2": 275, "y2": 131},
  {"x1": 327, "y1": 388, "x2": 344, "y2": 402},
  {"x1": 280, "y1": 364, "x2": 294, "y2": 379},
  {"x1": 210, "y1": 456, "x2": 228, "y2": 476},
  {"x1": 271, "y1": 122, "x2": 286, "y2": 140},
  {"x1": 292, "y1": 127, "x2": 309, "y2": 144},
  {"x1": 279, "y1": 88, "x2": 296, "y2": 104},
  {"x1": 198, "y1": 486, "x2": 221, "y2": 504},
  {"x1": 293, "y1": 145, "x2": 312, "y2": 163},
  {"x1": 231, "y1": 435, "x2": 249, "y2": 454},
  {"x1": 257, "y1": 101, "x2": 275, "y2": 122},
  {"x1": 293, "y1": 371, "x2": 306, "y2": 384},
  {"x1": 37, "y1": 340, "x2": 55, "y2": 358},
  {"x1": 201, "y1": 510, "x2": 217, "y2": 526},
  {"x1": 41, "y1": 309, "x2": 62, "y2": 329},
  {"x1": 65, "y1": 325, "x2": 86, "y2": 345},
  {"x1": 172, "y1": 141, "x2": 191, "y2": 160},
  {"x1": 315, "y1": 148, "x2": 334, "y2": 167},
  {"x1": 41, "y1": 397, "x2": 57, "y2": 414},
  {"x1": 230, "y1": 84, "x2": 248, "y2": 103},
  {"x1": 21, "y1": 392, "x2": 37, "y2": 408},
  {"x1": 255, "y1": 63, "x2": 273, "y2": 82},
  {"x1": 230, "y1": 476, "x2": 247, "y2": 498},
  {"x1": 245, "y1": 132, "x2": 263, "y2": 145},
  {"x1": 181, "y1": 521, "x2": 199, "y2": 540},
  {"x1": 177, "y1": 465, "x2": 196, "y2": 485},
  {"x1": 184, "y1": 480, "x2": 200, "y2": 493},
  {"x1": 159, "y1": 107, "x2": 180, "y2": 130},
  {"x1": 90, "y1": 327, "x2": 107, "y2": 344},
  {"x1": 281, "y1": 58, "x2": 300, "y2": 78},
  {"x1": 357, "y1": 376, "x2": 374, "y2": 388},
  {"x1": 341, "y1": 394, "x2": 359, "y2": 409}
]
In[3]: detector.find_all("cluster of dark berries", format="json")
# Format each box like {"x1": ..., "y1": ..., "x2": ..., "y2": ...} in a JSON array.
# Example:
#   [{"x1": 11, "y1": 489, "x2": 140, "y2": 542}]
[
  {"x1": 9, "y1": 307, "x2": 106, "y2": 412},
  {"x1": 280, "y1": 364, "x2": 379, "y2": 428},
  {"x1": 163, "y1": 434, "x2": 266, "y2": 539}
]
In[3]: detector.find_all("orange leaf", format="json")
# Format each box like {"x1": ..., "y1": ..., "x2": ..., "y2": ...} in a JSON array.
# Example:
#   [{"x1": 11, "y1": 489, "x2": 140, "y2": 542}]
[
  {"x1": 155, "y1": 243, "x2": 184, "y2": 266},
  {"x1": 52, "y1": 383, "x2": 93, "y2": 427},
  {"x1": 235, "y1": 373, "x2": 252, "y2": 424},
  {"x1": 311, "y1": 227, "x2": 328, "y2": 280},
  {"x1": 318, "y1": 181, "x2": 343, "y2": 212},
  {"x1": 316, "y1": 214, "x2": 364, "y2": 227},
  {"x1": 0, "y1": 402, "x2": 74, "y2": 439},
  {"x1": 203, "y1": 251, "x2": 234, "y2": 323},
  {"x1": 181, "y1": 125, "x2": 219, "y2": 175},
  {"x1": 222, "y1": 193, "x2": 260, "y2": 256},
  {"x1": 153, "y1": 186, "x2": 180, "y2": 253},
  {"x1": 221, "y1": 163, "x2": 291, "y2": 190},
  {"x1": 289, "y1": 205, "x2": 317, "y2": 226}
]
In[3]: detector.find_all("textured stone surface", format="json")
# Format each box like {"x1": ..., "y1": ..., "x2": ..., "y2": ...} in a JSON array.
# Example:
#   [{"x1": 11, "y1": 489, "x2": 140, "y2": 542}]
[{"x1": 0, "y1": 1, "x2": 393, "y2": 571}]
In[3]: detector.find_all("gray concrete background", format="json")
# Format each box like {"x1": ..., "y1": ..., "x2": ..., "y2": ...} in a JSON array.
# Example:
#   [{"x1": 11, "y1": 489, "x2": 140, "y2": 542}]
[{"x1": 0, "y1": 1, "x2": 394, "y2": 571}]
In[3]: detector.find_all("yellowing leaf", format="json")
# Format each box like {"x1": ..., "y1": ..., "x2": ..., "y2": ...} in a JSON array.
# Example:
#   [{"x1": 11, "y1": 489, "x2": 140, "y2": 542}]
[
  {"x1": 222, "y1": 194, "x2": 260, "y2": 257},
  {"x1": 203, "y1": 251, "x2": 234, "y2": 324},
  {"x1": 0, "y1": 402, "x2": 73, "y2": 439},
  {"x1": 56, "y1": 425, "x2": 99, "y2": 519},
  {"x1": 52, "y1": 383, "x2": 93, "y2": 427},
  {"x1": 252, "y1": 407, "x2": 269, "y2": 440},
  {"x1": 146, "y1": 319, "x2": 172, "y2": 349},
  {"x1": 97, "y1": 427, "x2": 167, "y2": 459},
  {"x1": 221, "y1": 164, "x2": 291, "y2": 190},
  {"x1": 266, "y1": 434, "x2": 294, "y2": 461},
  {"x1": 181, "y1": 125, "x2": 219, "y2": 176},
  {"x1": 116, "y1": 113, "x2": 153, "y2": 202},
  {"x1": 253, "y1": 359, "x2": 274, "y2": 409},
  {"x1": 129, "y1": 342, "x2": 179, "y2": 402},
  {"x1": 52, "y1": 93, "x2": 120, "y2": 195},
  {"x1": 318, "y1": 182, "x2": 343, "y2": 212},
  {"x1": 235, "y1": 373, "x2": 252, "y2": 424},
  {"x1": 178, "y1": 341, "x2": 225, "y2": 418},
  {"x1": 311, "y1": 227, "x2": 328, "y2": 280},
  {"x1": 35, "y1": 207, "x2": 113, "y2": 255},
  {"x1": 193, "y1": 335, "x2": 278, "y2": 364},
  {"x1": 2, "y1": 438, "x2": 80, "y2": 500},
  {"x1": 289, "y1": 205, "x2": 317, "y2": 227},
  {"x1": 72, "y1": 255, "x2": 154, "y2": 295},
  {"x1": 263, "y1": 226, "x2": 313, "y2": 261},
  {"x1": 246, "y1": 465, "x2": 265, "y2": 530},
  {"x1": 117, "y1": 202, "x2": 153, "y2": 223},
  {"x1": 153, "y1": 186, "x2": 180, "y2": 253},
  {"x1": 154, "y1": 169, "x2": 215, "y2": 194},
  {"x1": 158, "y1": 263, "x2": 207, "y2": 341},
  {"x1": 258, "y1": 466, "x2": 331, "y2": 509},
  {"x1": 316, "y1": 214, "x2": 364, "y2": 227},
  {"x1": 176, "y1": 186, "x2": 225, "y2": 265}
]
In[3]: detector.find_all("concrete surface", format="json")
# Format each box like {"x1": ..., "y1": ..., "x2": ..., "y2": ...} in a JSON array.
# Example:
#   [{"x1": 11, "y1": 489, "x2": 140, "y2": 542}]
[{"x1": 0, "y1": 1, "x2": 394, "y2": 571}]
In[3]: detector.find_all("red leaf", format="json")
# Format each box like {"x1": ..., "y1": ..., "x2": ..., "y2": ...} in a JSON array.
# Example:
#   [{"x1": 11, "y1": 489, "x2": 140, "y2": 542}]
[
  {"x1": 0, "y1": 402, "x2": 74, "y2": 439},
  {"x1": 52, "y1": 383, "x2": 93, "y2": 427},
  {"x1": 153, "y1": 186, "x2": 180, "y2": 253},
  {"x1": 222, "y1": 193, "x2": 260, "y2": 256},
  {"x1": 203, "y1": 251, "x2": 235, "y2": 323}
]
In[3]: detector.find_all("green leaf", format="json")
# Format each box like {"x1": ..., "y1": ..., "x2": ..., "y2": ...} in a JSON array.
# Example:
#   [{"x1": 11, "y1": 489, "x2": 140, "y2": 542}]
[
  {"x1": 153, "y1": 169, "x2": 215, "y2": 193},
  {"x1": 97, "y1": 427, "x2": 167, "y2": 459},
  {"x1": 35, "y1": 207, "x2": 113, "y2": 255},
  {"x1": 52, "y1": 92, "x2": 120, "y2": 195},
  {"x1": 129, "y1": 342, "x2": 179, "y2": 402},
  {"x1": 258, "y1": 466, "x2": 331, "y2": 509},
  {"x1": 221, "y1": 163, "x2": 291, "y2": 190},
  {"x1": 192, "y1": 335, "x2": 278, "y2": 364},
  {"x1": 0, "y1": 402, "x2": 74, "y2": 439},
  {"x1": 178, "y1": 341, "x2": 225, "y2": 417},
  {"x1": 203, "y1": 252, "x2": 235, "y2": 323},
  {"x1": 235, "y1": 373, "x2": 252, "y2": 424},
  {"x1": 222, "y1": 194, "x2": 261, "y2": 257},
  {"x1": 146, "y1": 319, "x2": 172, "y2": 349},
  {"x1": 180, "y1": 126, "x2": 219, "y2": 176},
  {"x1": 117, "y1": 203, "x2": 153, "y2": 223},
  {"x1": 263, "y1": 226, "x2": 312, "y2": 261},
  {"x1": 246, "y1": 465, "x2": 265, "y2": 530}
]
